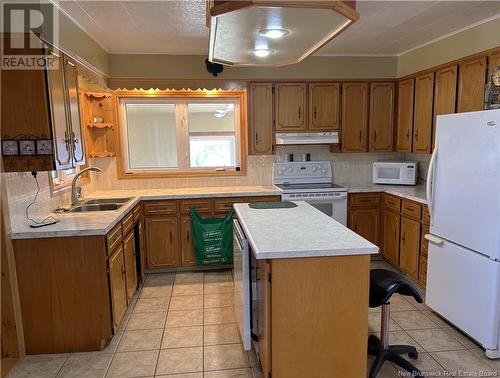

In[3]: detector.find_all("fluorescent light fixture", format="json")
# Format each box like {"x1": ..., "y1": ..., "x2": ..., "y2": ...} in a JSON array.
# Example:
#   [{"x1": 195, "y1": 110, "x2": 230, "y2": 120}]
[
  {"x1": 259, "y1": 28, "x2": 289, "y2": 39},
  {"x1": 252, "y1": 48, "x2": 275, "y2": 58}
]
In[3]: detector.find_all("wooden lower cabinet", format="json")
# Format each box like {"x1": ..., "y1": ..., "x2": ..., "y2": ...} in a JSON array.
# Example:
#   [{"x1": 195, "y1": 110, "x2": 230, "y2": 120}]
[
  {"x1": 109, "y1": 245, "x2": 127, "y2": 331},
  {"x1": 349, "y1": 207, "x2": 380, "y2": 245},
  {"x1": 146, "y1": 216, "x2": 180, "y2": 268},
  {"x1": 399, "y1": 217, "x2": 421, "y2": 279},
  {"x1": 180, "y1": 216, "x2": 196, "y2": 267},
  {"x1": 382, "y1": 210, "x2": 400, "y2": 266},
  {"x1": 123, "y1": 231, "x2": 138, "y2": 302},
  {"x1": 419, "y1": 256, "x2": 428, "y2": 285},
  {"x1": 256, "y1": 255, "x2": 370, "y2": 377}
]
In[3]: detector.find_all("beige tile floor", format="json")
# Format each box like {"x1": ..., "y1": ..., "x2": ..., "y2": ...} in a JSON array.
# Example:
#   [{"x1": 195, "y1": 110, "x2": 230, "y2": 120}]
[{"x1": 7, "y1": 262, "x2": 500, "y2": 378}]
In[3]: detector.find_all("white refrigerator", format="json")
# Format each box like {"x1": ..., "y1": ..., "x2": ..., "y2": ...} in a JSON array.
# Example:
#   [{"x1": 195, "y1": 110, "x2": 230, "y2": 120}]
[{"x1": 425, "y1": 109, "x2": 500, "y2": 359}]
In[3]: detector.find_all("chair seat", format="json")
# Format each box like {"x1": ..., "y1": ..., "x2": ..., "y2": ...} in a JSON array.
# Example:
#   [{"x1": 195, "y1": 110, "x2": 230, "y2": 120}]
[{"x1": 369, "y1": 269, "x2": 423, "y2": 308}]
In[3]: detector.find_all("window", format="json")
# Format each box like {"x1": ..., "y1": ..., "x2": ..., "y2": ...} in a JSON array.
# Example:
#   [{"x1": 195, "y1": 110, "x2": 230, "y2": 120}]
[{"x1": 117, "y1": 91, "x2": 246, "y2": 177}]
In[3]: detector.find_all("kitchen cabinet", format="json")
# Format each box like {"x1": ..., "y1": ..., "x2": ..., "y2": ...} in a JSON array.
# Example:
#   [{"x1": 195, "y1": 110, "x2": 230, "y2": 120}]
[
  {"x1": 146, "y1": 217, "x2": 180, "y2": 268},
  {"x1": 396, "y1": 78, "x2": 415, "y2": 152},
  {"x1": 341, "y1": 82, "x2": 369, "y2": 152},
  {"x1": 275, "y1": 83, "x2": 307, "y2": 131},
  {"x1": 348, "y1": 193, "x2": 381, "y2": 246},
  {"x1": 258, "y1": 259, "x2": 272, "y2": 378},
  {"x1": 1, "y1": 46, "x2": 85, "y2": 172},
  {"x1": 180, "y1": 216, "x2": 196, "y2": 267},
  {"x1": 433, "y1": 65, "x2": 457, "y2": 128},
  {"x1": 123, "y1": 231, "x2": 137, "y2": 302},
  {"x1": 399, "y1": 216, "x2": 420, "y2": 279},
  {"x1": 457, "y1": 57, "x2": 487, "y2": 113},
  {"x1": 488, "y1": 50, "x2": 500, "y2": 79},
  {"x1": 413, "y1": 72, "x2": 434, "y2": 154},
  {"x1": 249, "y1": 83, "x2": 274, "y2": 155},
  {"x1": 308, "y1": 82, "x2": 340, "y2": 131},
  {"x1": 109, "y1": 245, "x2": 127, "y2": 331},
  {"x1": 382, "y1": 210, "x2": 400, "y2": 266},
  {"x1": 369, "y1": 82, "x2": 395, "y2": 152}
]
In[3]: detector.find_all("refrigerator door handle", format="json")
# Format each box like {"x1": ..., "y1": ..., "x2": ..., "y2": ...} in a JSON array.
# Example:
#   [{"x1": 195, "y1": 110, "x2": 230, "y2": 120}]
[
  {"x1": 425, "y1": 233, "x2": 444, "y2": 245},
  {"x1": 426, "y1": 142, "x2": 438, "y2": 221}
]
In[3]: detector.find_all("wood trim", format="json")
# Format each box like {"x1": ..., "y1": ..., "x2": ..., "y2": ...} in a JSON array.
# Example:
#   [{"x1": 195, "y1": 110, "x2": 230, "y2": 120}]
[{"x1": 114, "y1": 89, "x2": 248, "y2": 179}]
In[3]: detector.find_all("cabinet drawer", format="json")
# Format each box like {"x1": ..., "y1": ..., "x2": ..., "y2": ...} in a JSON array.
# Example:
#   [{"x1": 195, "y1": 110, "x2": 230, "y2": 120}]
[
  {"x1": 106, "y1": 223, "x2": 123, "y2": 255},
  {"x1": 420, "y1": 225, "x2": 430, "y2": 257},
  {"x1": 349, "y1": 193, "x2": 381, "y2": 207},
  {"x1": 422, "y1": 206, "x2": 430, "y2": 225},
  {"x1": 144, "y1": 201, "x2": 178, "y2": 216},
  {"x1": 214, "y1": 197, "x2": 247, "y2": 214},
  {"x1": 419, "y1": 256, "x2": 428, "y2": 285},
  {"x1": 401, "y1": 199, "x2": 421, "y2": 220},
  {"x1": 180, "y1": 199, "x2": 213, "y2": 215},
  {"x1": 384, "y1": 194, "x2": 401, "y2": 213},
  {"x1": 122, "y1": 211, "x2": 134, "y2": 235},
  {"x1": 133, "y1": 203, "x2": 144, "y2": 222}
]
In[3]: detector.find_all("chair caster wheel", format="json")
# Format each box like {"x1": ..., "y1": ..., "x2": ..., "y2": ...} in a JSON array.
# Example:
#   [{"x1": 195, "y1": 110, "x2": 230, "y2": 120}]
[{"x1": 408, "y1": 351, "x2": 418, "y2": 359}]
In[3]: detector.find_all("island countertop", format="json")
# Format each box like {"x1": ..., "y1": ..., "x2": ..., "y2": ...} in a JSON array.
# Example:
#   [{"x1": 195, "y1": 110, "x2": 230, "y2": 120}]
[{"x1": 233, "y1": 201, "x2": 379, "y2": 259}]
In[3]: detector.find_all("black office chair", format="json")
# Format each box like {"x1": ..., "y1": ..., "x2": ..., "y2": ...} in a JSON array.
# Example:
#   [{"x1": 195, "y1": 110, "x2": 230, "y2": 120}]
[{"x1": 368, "y1": 269, "x2": 423, "y2": 377}]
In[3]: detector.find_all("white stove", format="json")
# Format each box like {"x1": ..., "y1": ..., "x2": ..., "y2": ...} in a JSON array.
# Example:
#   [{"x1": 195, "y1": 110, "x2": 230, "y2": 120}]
[{"x1": 274, "y1": 161, "x2": 348, "y2": 225}]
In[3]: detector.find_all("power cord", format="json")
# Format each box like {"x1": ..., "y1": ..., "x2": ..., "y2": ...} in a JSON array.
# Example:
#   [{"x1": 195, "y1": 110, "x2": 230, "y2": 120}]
[{"x1": 25, "y1": 171, "x2": 60, "y2": 228}]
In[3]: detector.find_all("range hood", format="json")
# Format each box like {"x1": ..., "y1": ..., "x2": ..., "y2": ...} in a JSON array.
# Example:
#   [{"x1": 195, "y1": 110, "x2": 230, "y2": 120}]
[{"x1": 276, "y1": 132, "x2": 339, "y2": 145}]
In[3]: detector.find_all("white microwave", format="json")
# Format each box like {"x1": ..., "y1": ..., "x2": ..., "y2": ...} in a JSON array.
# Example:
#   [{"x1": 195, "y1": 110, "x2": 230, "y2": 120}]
[{"x1": 373, "y1": 162, "x2": 417, "y2": 185}]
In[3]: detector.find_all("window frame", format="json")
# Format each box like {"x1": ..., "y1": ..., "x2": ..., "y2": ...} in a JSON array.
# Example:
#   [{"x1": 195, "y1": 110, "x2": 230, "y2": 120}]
[{"x1": 115, "y1": 89, "x2": 247, "y2": 178}]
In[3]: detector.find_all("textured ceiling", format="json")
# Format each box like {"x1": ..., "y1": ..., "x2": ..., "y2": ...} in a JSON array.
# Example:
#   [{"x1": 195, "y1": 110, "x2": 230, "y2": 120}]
[{"x1": 55, "y1": 0, "x2": 500, "y2": 56}]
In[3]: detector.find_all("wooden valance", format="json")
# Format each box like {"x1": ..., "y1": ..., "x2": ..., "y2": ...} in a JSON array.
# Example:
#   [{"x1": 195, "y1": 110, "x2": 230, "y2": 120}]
[{"x1": 107, "y1": 78, "x2": 247, "y2": 91}]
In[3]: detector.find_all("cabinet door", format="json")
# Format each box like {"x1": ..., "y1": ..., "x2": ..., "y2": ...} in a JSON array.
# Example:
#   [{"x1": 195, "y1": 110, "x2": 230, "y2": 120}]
[
  {"x1": 457, "y1": 57, "x2": 487, "y2": 113},
  {"x1": 399, "y1": 217, "x2": 420, "y2": 279},
  {"x1": 396, "y1": 78, "x2": 414, "y2": 152},
  {"x1": 63, "y1": 56, "x2": 85, "y2": 166},
  {"x1": 369, "y1": 82, "x2": 395, "y2": 152},
  {"x1": 275, "y1": 83, "x2": 307, "y2": 131},
  {"x1": 349, "y1": 207, "x2": 380, "y2": 245},
  {"x1": 433, "y1": 65, "x2": 457, "y2": 149},
  {"x1": 258, "y1": 259, "x2": 271, "y2": 378},
  {"x1": 249, "y1": 83, "x2": 274, "y2": 154},
  {"x1": 123, "y1": 231, "x2": 137, "y2": 302},
  {"x1": 413, "y1": 72, "x2": 434, "y2": 154},
  {"x1": 382, "y1": 210, "x2": 400, "y2": 266},
  {"x1": 308, "y1": 83, "x2": 340, "y2": 131},
  {"x1": 488, "y1": 50, "x2": 500, "y2": 79},
  {"x1": 109, "y1": 246, "x2": 127, "y2": 331},
  {"x1": 146, "y1": 217, "x2": 180, "y2": 268},
  {"x1": 46, "y1": 50, "x2": 72, "y2": 169},
  {"x1": 180, "y1": 216, "x2": 196, "y2": 267},
  {"x1": 341, "y1": 82, "x2": 369, "y2": 152}
]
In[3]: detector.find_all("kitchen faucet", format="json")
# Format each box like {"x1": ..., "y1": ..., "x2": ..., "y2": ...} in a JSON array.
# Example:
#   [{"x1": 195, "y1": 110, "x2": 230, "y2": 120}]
[{"x1": 71, "y1": 167, "x2": 102, "y2": 207}]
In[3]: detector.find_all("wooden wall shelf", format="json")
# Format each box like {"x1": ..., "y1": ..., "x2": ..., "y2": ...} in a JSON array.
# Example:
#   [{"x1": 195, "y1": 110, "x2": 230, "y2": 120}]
[{"x1": 87, "y1": 123, "x2": 114, "y2": 129}]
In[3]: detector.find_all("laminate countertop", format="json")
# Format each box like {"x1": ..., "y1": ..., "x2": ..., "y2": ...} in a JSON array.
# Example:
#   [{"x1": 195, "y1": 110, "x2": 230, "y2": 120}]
[
  {"x1": 10, "y1": 186, "x2": 281, "y2": 240},
  {"x1": 233, "y1": 201, "x2": 379, "y2": 259},
  {"x1": 344, "y1": 183, "x2": 427, "y2": 204}
]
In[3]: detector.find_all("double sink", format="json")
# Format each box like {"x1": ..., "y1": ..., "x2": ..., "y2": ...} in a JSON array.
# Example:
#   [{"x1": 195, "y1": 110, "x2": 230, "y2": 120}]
[{"x1": 66, "y1": 197, "x2": 132, "y2": 213}]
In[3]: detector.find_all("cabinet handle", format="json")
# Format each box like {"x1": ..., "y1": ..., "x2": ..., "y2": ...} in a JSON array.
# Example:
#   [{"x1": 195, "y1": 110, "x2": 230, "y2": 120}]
[
  {"x1": 170, "y1": 231, "x2": 173, "y2": 243},
  {"x1": 64, "y1": 131, "x2": 70, "y2": 151},
  {"x1": 313, "y1": 106, "x2": 317, "y2": 120},
  {"x1": 415, "y1": 129, "x2": 419, "y2": 141},
  {"x1": 406, "y1": 130, "x2": 410, "y2": 140},
  {"x1": 359, "y1": 130, "x2": 362, "y2": 142},
  {"x1": 401, "y1": 233, "x2": 406, "y2": 243},
  {"x1": 374, "y1": 130, "x2": 377, "y2": 142},
  {"x1": 255, "y1": 132, "x2": 259, "y2": 145},
  {"x1": 298, "y1": 106, "x2": 301, "y2": 119},
  {"x1": 394, "y1": 230, "x2": 397, "y2": 240}
]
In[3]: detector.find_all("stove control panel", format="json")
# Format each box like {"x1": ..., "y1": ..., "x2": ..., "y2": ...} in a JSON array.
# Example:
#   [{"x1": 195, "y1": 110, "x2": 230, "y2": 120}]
[{"x1": 274, "y1": 161, "x2": 332, "y2": 184}]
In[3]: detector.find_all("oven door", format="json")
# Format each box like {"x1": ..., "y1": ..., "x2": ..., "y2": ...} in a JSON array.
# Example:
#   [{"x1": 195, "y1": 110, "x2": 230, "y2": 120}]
[{"x1": 282, "y1": 193, "x2": 347, "y2": 225}]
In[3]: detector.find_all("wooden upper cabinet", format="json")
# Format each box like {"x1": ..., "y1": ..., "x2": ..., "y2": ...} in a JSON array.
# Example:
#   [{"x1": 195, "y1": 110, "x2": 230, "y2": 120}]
[
  {"x1": 369, "y1": 82, "x2": 395, "y2": 152},
  {"x1": 399, "y1": 216, "x2": 421, "y2": 280},
  {"x1": 249, "y1": 83, "x2": 274, "y2": 155},
  {"x1": 145, "y1": 216, "x2": 180, "y2": 269},
  {"x1": 396, "y1": 78, "x2": 414, "y2": 152},
  {"x1": 275, "y1": 83, "x2": 307, "y2": 131},
  {"x1": 433, "y1": 65, "x2": 457, "y2": 125},
  {"x1": 488, "y1": 50, "x2": 500, "y2": 79},
  {"x1": 413, "y1": 72, "x2": 434, "y2": 154},
  {"x1": 308, "y1": 83, "x2": 340, "y2": 131},
  {"x1": 457, "y1": 57, "x2": 487, "y2": 113},
  {"x1": 341, "y1": 82, "x2": 369, "y2": 152}
]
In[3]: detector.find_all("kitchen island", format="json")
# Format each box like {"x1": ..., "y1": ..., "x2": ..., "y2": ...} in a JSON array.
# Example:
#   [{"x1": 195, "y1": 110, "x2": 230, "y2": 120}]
[{"x1": 233, "y1": 201, "x2": 379, "y2": 378}]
